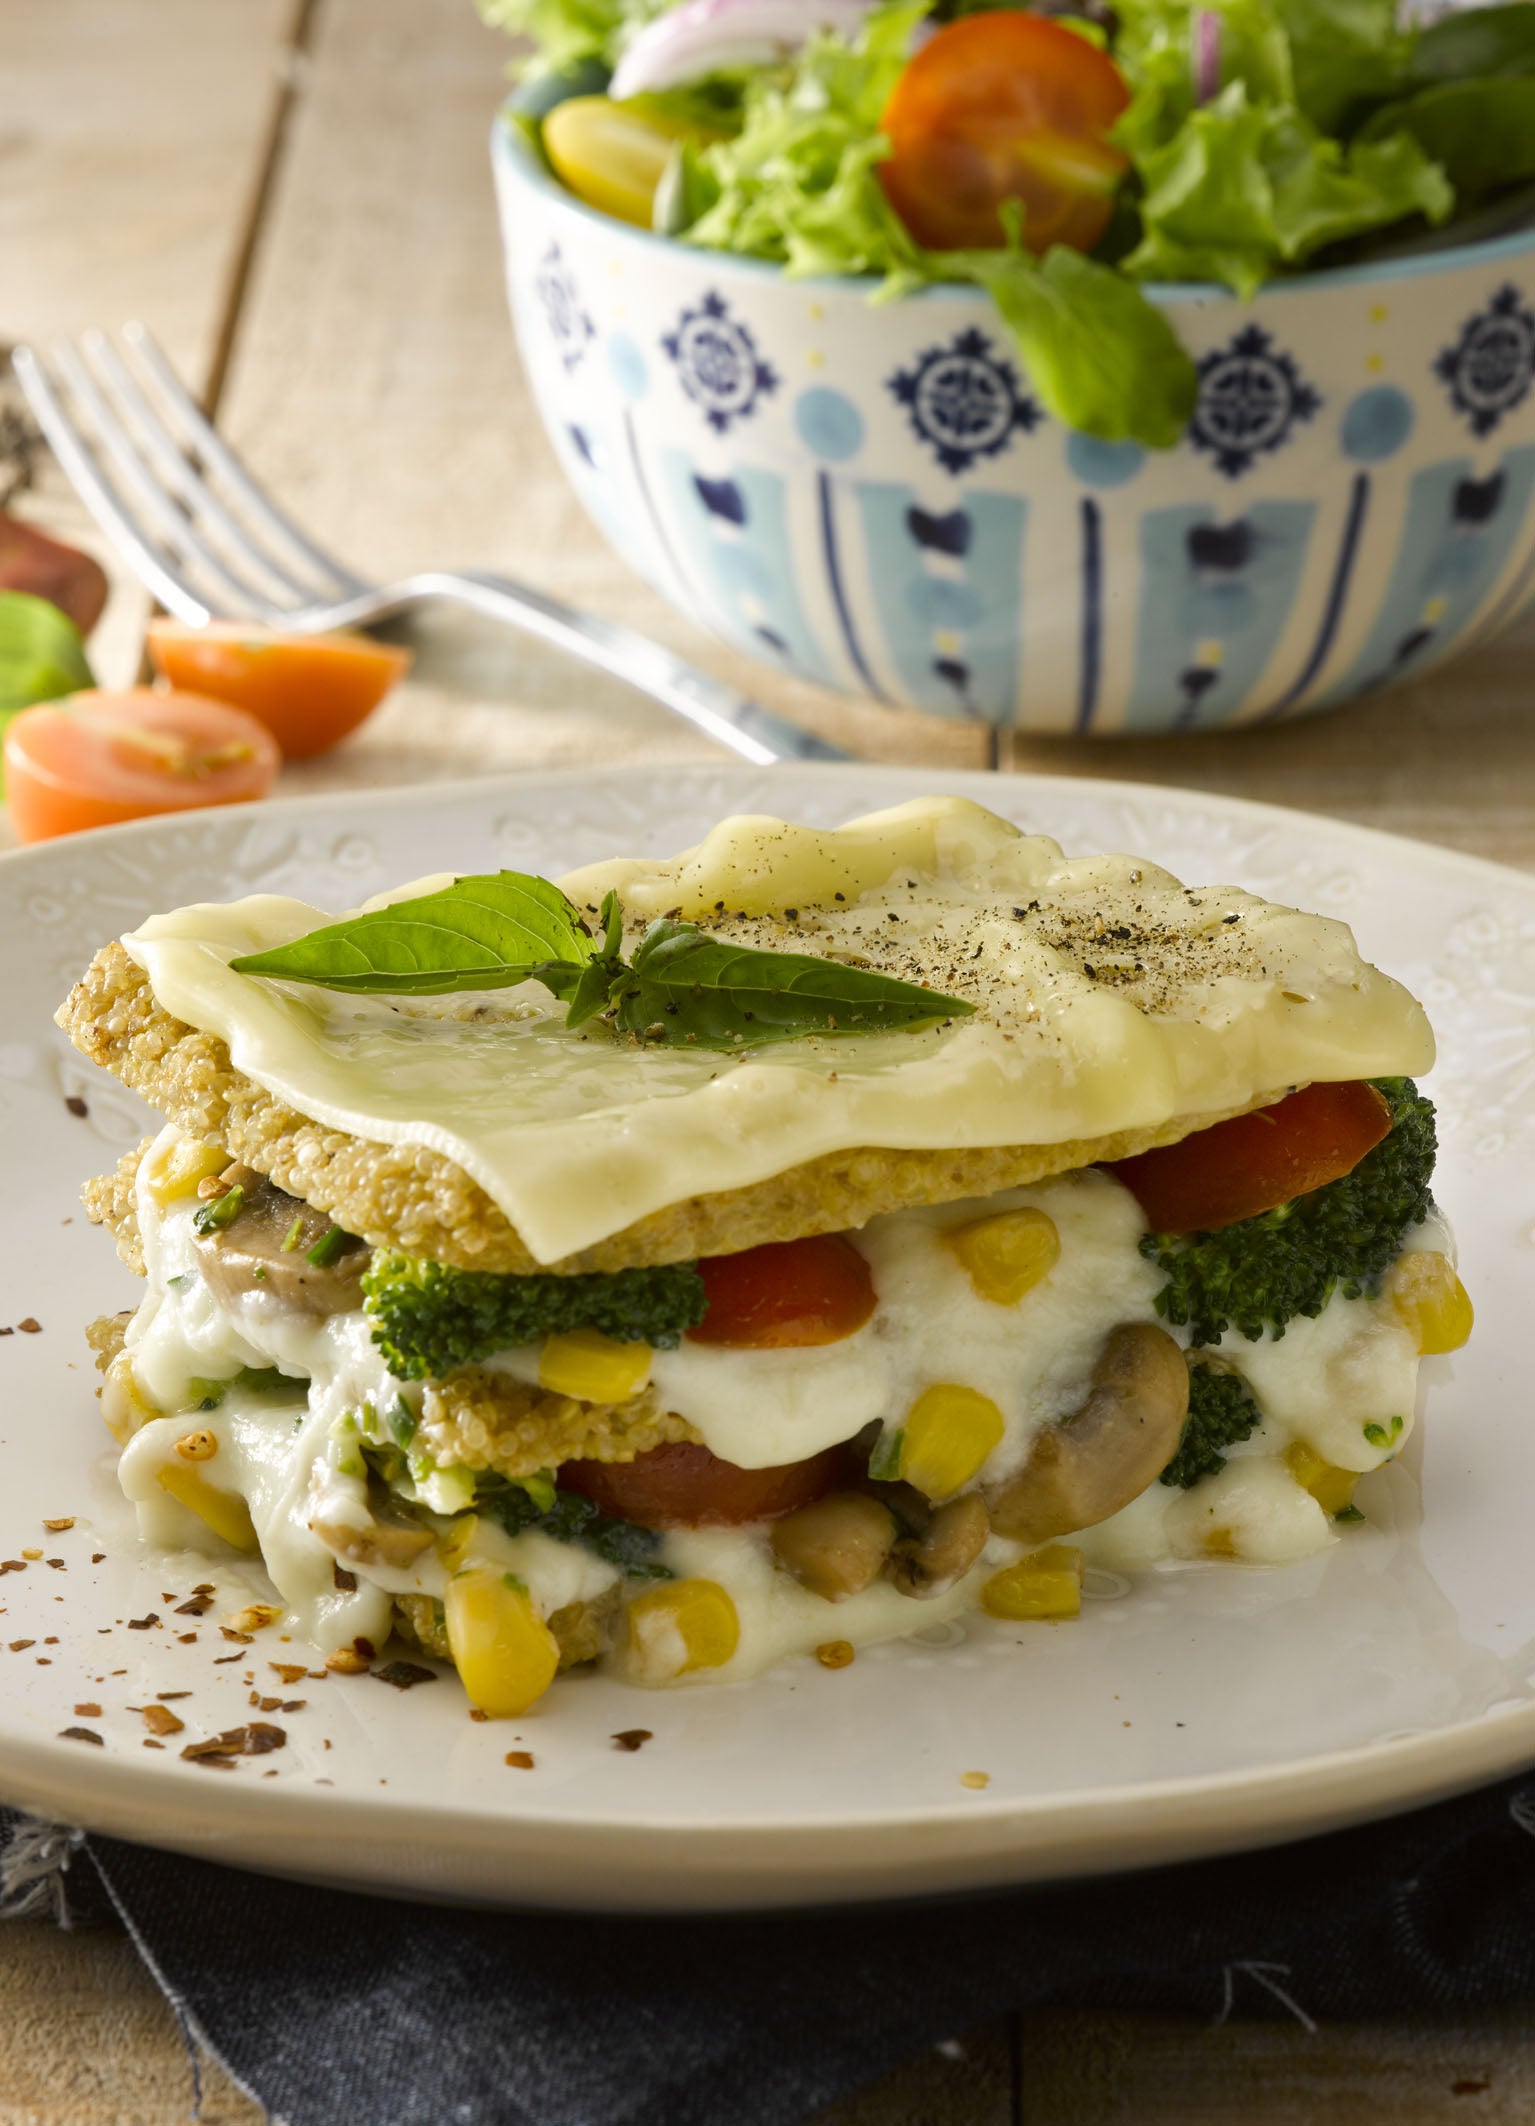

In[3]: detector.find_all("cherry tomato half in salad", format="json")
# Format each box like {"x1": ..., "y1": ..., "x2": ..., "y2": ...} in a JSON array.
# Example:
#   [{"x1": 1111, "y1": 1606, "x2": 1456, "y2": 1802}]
[
  {"x1": 561, "y1": 1440, "x2": 846, "y2": 1528},
  {"x1": 145, "y1": 621, "x2": 411, "y2": 760},
  {"x1": 1106, "y1": 1081, "x2": 1394, "y2": 1235},
  {"x1": 688, "y1": 1233, "x2": 878, "y2": 1349},
  {"x1": 878, "y1": 11, "x2": 1131, "y2": 255},
  {"x1": 3, "y1": 688, "x2": 279, "y2": 842}
]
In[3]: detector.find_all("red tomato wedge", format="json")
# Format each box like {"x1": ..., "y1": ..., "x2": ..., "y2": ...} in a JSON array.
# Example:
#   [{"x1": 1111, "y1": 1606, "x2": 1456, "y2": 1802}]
[
  {"x1": 879, "y1": 12, "x2": 1130, "y2": 255},
  {"x1": 1107, "y1": 1081, "x2": 1394, "y2": 1235},
  {"x1": 4, "y1": 689, "x2": 279, "y2": 843},
  {"x1": 561, "y1": 1440, "x2": 846, "y2": 1529},
  {"x1": 688, "y1": 1233, "x2": 878, "y2": 1349},
  {"x1": 145, "y1": 620, "x2": 411, "y2": 759}
]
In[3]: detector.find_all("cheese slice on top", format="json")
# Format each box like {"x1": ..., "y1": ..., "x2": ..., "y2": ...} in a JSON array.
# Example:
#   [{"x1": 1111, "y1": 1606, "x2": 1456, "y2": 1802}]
[{"x1": 120, "y1": 796, "x2": 1433, "y2": 1266}]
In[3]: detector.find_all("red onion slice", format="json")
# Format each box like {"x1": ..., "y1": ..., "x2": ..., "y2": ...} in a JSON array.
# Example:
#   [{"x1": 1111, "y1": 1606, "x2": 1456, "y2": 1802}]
[
  {"x1": 611, "y1": 0, "x2": 877, "y2": 100},
  {"x1": 1192, "y1": 8, "x2": 1222, "y2": 104}
]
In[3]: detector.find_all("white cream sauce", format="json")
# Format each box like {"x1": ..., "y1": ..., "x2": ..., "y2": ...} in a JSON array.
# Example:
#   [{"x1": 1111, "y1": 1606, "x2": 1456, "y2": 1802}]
[
  {"x1": 109, "y1": 1124, "x2": 1438, "y2": 1687},
  {"x1": 121, "y1": 797, "x2": 1435, "y2": 1264}
]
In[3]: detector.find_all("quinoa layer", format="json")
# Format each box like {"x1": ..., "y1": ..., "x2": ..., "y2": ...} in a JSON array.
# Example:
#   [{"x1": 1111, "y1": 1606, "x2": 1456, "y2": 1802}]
[{"x1": 61, "y1": 942, "x2": 1280, "y2": 1273}]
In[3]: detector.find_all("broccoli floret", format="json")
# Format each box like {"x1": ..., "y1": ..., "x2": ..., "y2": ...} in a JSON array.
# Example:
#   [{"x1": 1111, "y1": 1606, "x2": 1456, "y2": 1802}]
[
  {"x1": 1160, "y1": 1366, "x2": 1262, "y2": 1489},
  {"x1": 1142, "y1": 1079, "x2": 1436, "y2": 1347},
  {"x1": 362, "y1": 1251, "x2": 708, "y2": 1381},
  {"x1": 476, "y1": 1475, "x2": 671, "y2": 1580}
]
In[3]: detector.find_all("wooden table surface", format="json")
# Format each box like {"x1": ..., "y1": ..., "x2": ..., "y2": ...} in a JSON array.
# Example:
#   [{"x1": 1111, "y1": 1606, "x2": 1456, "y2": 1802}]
[{"x1": 6, "y1": 1, "x2": 1535, "y2": 2118}]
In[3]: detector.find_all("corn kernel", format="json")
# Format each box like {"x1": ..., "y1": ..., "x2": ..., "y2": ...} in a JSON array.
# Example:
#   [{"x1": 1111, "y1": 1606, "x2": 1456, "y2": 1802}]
[
  {"x1": 538, "y1": 1330, "x2": 652, "y2": 1404},
  {"x1": 174, "y1": 1428, "x2": 218, "y2": 1463},
  {"x1": 1286, "y1": 1441, "x2": 1359, "y2": 1516},
  {"x1": 946, "y1": 1208, "x2": 1060, "y2": 1306},
  {"x1": 156, "y1": 1464, "x2": 259, "y2": 1552},
  {"x1": 141, "y1": 1135, "x2": 227, "y2": 1210},
  {"x1": 1387, "y1": 1251, "x2": 1474, "y2": 1355},
  {"x1": 981, "y1": 1545, "x2": 1083, "y2": 1621},
  {"x1": 445, "y1": 1568, "x2": 561, "y2": 1718},
  {"x1": 627, "y1": 1578, "x2": 740, "y2": 1680},
  {"x1": 900, "y1": 1384, "x2": 1005, "y2": 1499},
  {"x1": 101, "y1": 1353, "x2": 159, "y2": 1445}
]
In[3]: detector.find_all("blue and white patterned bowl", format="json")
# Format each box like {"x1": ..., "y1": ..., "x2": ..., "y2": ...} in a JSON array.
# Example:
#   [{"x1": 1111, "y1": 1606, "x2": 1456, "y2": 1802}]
[{"x1": 492, "y1": 118, "x2": 1535, "y2": 735}]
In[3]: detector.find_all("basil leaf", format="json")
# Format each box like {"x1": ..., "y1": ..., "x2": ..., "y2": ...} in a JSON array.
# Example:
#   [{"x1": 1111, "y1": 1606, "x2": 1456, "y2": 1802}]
[
  {"x1": 230, "y1": 871, "x2": 597, "y2": 995},
  {"x1": 607, "y1": 918, "x2": 973, "y2": 1050}
]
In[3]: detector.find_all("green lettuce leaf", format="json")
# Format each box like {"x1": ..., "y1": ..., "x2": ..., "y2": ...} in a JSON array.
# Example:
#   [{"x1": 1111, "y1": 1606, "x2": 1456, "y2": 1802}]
[
  {"x1": 1123, "y1": 81, "x2": 1452, "y2": 294},
  {"x1": 0, "y1": 590, "x2": 94, "y2": 714},
  {"x1": 1357, "y1": 77, "x2": 1535, "y2": 205},
  {"x1": 1403, "y1": 2, "x2": 1535, "y2": 92}
]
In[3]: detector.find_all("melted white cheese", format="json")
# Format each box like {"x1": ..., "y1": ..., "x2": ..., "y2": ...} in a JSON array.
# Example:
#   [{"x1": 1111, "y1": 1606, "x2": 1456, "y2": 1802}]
[
  {"x1": 109, "y1": 1125, "x2": 1441, "y2": 1682},
  {"x1": 120, "y1": 797, "x2": 1435, "y2": 1264}
]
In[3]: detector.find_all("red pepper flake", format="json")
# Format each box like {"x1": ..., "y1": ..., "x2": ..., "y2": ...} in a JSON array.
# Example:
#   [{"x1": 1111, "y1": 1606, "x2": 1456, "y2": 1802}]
[
  {"x1": 64, "y1": 1096, "x2": 88, "y2": 1118},
  {"x1": 35, "y1": 1658, "x2": 52, "y2": 1666},
  {"x1": 8, "y1": 1640, "x2": 34, "y2": 1652},
  {"x1": 0, "y1": 1562, "x2": 26, "y2": 1575},
  {"x1": 91, "y1": 1553, "x2": 106, "y2": 1564},
  {"x1": 611, "y1": 1729, "x2": 653, "y2": 1753},
  {"x1": 278, "y1": 1699, "x2": 305, "y2": 1713},
  {"x1": 220, "y1": 1626, "x2": 253, "y2": 1644},
  {"x1": 126, "y1": 1613, "x2": 160, "y2": 1630},
  {"x1": 156, "y1": 1690, "x2": 191, "y2": 1701},
  {"x1": 505, "y1": 1751, "x2": 535, "y2": 1770},
  {"x1": 58, "y1": 1727, "x2": 102, "y2": 1746},
  {"x1": 270, "y1": 1662, "x2": 308, "y2": 1685},
  {"x1": 140, "y1": 1704, "x2": 184, "y2": 1737},
  {"x1": 468, "y1": 1709, "x2": 489, "y2": 1724},
  {"x1": 213, "y1": 1653, "x2": 242, "y2": 1665},
  {"x1": 332, "y1": 1563, "x2": 357, "y2": 1593},
  {"x1": 42, "y1": 1518, "x2": 75, "y2": 1533},
  {"x1": 246, "y1": 1722, "x2": 285, "y2": 1755},
  {"x1": 73, "y1": 1702, "x2": 101, "y2": 1717},
  {"x1": 18, "y1": 1319, "x2": 41, "y2": 1334},
  {"x1": 174, "y1": 1595, "x2": 212, "y2": 1615},
  {"x1": 143, "y1": 1739, "x2": 165, "y2": 1750},
  {"x1": 371, "y1": 1661, "x2": 436, "y2": 1691},
  {"x1": 177, "y1": 1633, "x2": 198, "y2": 1644},
  {"x1": 45, "y1": 1559, "x2": 65, "y2": 1571}
]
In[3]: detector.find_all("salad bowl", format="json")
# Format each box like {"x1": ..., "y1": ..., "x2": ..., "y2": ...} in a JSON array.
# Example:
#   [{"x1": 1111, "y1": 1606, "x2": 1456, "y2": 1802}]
[{"x1": 493, "y1": 116, "x2": 1535, "y2": 735}]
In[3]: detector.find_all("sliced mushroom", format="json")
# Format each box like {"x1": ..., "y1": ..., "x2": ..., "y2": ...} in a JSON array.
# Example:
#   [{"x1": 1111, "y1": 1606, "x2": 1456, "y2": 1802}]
[
  {"x1": 888, "y1": 1492, "x2": 990, "y2": 1598},
  {"x1": 548, "y1": 1586, "x2": 621, "y2": 1667},
  {"x1": 193, "y1": 1173, "x2": 367, "y2": 1315},
  {"x1": 310, "y1": 1505, "x2": 434, "y2": 1571},
  {"x1": 986, "y1": 1322, "x2": 1188, "y2": 1545},
  {"x1": 771, "y1": 1491, "x2": 898, "y2": 1601}
]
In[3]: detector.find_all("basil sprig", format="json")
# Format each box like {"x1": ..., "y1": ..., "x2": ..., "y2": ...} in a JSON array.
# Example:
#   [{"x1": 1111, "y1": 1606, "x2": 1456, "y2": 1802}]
[{"x1": 230, "y1": 869, "x2": 973, "y2": 1052}]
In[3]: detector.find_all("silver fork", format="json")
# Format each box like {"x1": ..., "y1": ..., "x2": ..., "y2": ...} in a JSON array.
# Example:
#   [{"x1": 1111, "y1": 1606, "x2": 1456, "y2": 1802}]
[{"x1": 12, "y1": 324, "x2": 847, "y2": 766}]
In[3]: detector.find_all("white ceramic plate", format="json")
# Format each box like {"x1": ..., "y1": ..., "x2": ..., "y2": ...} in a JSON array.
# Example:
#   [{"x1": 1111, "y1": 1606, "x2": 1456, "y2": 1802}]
[{"x1": 1, "y1": 764, "x2": 1531, "y2": 1913}]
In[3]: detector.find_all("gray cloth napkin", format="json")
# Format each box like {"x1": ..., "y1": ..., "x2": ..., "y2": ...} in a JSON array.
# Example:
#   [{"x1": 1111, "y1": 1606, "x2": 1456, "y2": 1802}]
[{"x1": 6, "y1": 1774, "x2": 1535, "y2": 2126}]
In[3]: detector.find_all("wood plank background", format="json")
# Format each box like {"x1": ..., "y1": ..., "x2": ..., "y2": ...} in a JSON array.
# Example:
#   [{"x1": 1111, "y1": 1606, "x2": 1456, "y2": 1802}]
[{"x1": 5, "y1": 0, "x2": 1535, "y2": 2118}]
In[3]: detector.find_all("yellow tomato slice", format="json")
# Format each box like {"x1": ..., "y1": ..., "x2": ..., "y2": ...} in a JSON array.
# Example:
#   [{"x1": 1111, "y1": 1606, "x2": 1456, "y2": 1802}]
[{"x1": 544, "y1": 96, "x2": 692, "y2": 229}]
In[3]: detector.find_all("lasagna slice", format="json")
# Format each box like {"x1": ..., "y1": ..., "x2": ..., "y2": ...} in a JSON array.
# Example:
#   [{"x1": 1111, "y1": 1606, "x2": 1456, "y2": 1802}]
[{"x1": 59, "y1": 797, "x2": 1469, "y2": 1716}]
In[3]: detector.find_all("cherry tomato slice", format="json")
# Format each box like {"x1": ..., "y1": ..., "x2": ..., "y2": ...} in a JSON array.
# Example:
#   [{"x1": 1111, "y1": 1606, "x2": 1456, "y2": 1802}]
[
  {"x1": 561, "y1": 1440, "x2": 845, "y2": 1528},
  {"x1": 145, "y1": 621, "x2": 411, "y2": 760},
  {"x1": 689, "y1": 1233, "x2": 877, "y2": 1349},
  {"x1": 1107, "y1": 1081, "x2": 1394, "y2": 1235},
  {"x1": 879, "y1": 12, "x2": 1130, "y2": 255},
  {"x1": 3, "y1": 688, "x2": 279, "y2": 843}
]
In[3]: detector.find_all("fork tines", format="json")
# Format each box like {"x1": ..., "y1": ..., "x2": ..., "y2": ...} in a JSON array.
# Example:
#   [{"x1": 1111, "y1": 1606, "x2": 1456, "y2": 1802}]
[{"x1": 11, "y1": 324, "x2": 365, "y2": 628}]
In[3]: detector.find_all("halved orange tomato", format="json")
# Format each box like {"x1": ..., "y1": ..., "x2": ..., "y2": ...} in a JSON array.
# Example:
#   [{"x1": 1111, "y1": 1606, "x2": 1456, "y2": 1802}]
[
  {"x1": 145, "y1": 621, "x2": 410, "y2": 759},
  {"x1": 879, "y1": 12, "x2": 1131, "y2": 255},
  {"x1": 4, "y1": 688, "x2": 278, "y2": 842}
]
